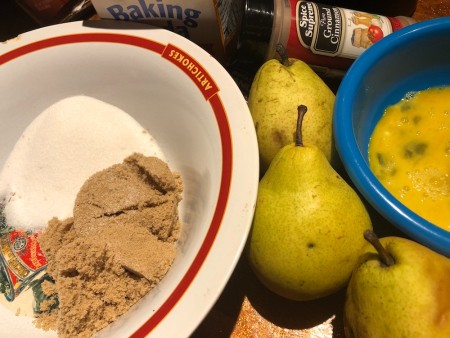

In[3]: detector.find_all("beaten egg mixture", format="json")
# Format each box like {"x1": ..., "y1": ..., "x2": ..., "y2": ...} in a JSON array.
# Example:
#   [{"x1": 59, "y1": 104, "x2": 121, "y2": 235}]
[{"x1": 368, "y1": 86, "x2": 450, "y2": 231}]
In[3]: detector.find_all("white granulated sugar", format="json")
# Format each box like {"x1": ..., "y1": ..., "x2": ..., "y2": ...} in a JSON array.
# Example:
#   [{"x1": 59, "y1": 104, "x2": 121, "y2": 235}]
[{"x1": 0, "y1": 95, "x2": 164, "y2": 230}]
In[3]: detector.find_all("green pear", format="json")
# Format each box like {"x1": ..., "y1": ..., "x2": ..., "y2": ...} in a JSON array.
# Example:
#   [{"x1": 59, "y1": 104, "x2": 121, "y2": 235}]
[
  {"x1": 248, "y1": 105, "x2": 372, "y2": 301},
  {"x1": 248, "y1": 44, "x2": 336, "y2": 173},
  {"x1": 344, "y1": 230, "x2": 450, "y2": 338}
]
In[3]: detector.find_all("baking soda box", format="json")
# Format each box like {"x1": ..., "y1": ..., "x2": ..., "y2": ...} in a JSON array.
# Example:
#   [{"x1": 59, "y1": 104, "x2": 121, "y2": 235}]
[{"x1": 91, "y1": 0, "x2": 245, "y2": 65}]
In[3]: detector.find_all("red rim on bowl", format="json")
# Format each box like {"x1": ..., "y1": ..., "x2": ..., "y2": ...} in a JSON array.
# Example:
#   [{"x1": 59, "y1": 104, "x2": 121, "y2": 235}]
[{"x1": 0, "y1": 32, "x2": 233, "y2": 337}]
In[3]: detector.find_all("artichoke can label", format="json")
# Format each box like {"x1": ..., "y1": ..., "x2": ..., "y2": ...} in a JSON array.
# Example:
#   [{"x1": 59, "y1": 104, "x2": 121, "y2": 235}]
[
  {"x1": 296, "y1": 1, "x2": 406, "y2": 59},
  {"x1": 0, "y1": 208, "x2": 58, "y2": 317},
  {"x1": 0, "y1": 228, "x2": 47, "y2": 302}
]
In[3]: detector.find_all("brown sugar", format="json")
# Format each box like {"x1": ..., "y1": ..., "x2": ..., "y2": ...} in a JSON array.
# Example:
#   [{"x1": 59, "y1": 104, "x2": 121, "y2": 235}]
[{"x1": 36, "y1": 153, "x2": 183, "y2": 337}]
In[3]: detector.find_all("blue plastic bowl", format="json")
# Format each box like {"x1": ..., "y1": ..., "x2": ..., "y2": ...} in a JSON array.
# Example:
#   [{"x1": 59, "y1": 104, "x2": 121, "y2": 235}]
[{"x1": 334, "y1": 17, "x2": 450, "y2": 257}]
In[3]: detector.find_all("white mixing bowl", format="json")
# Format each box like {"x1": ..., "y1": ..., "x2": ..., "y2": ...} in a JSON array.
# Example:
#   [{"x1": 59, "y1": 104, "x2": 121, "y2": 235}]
[{"x1": 0, "y1": 20, "x2": 259, "y2": 337}]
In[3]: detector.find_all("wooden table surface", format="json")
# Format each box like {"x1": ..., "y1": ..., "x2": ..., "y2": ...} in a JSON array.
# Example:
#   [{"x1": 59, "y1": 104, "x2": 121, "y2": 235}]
[{"x1": 1, "y1": 1, "x2": 449, "y2": 338}]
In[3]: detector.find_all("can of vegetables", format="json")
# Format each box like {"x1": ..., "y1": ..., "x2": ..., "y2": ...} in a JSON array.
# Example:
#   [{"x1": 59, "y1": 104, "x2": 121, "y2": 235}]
[{"x1": 0, "y1": 221, "x2": 47, "y2": 302}]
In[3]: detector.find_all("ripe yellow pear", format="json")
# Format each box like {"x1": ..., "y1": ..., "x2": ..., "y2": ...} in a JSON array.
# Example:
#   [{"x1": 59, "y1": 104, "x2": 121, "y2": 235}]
[
  {"x1": 248, "y1": 44, "x2": 336, "y2": 173},
  {"x1": 248, "y1": 106, "x2": 372, "y2": 301},
  {"x1": 344, "y1": 230, "x2": 450, "y2": 338}
]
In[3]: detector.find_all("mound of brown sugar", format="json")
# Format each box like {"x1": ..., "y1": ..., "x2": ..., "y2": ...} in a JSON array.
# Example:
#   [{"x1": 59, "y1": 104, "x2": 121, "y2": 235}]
[{"x1": 36, "y1": 153, "x2": 182, "y2": 338}]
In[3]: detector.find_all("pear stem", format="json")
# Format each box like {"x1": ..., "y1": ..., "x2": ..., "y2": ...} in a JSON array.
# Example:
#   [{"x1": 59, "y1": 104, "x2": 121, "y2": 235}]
[
  {"x1": 275, "y1": 43, "x2": 291, "y2": 67},
  {"x1": 363, "y1": 229, "x2": 395, "y2": 267},
  {"x1": 295, "y1": 105, "x2": 308, "y2": 147}
]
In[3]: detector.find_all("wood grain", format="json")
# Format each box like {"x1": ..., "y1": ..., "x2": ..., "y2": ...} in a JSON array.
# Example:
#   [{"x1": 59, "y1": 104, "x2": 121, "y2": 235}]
[{"x1": 413, "y1": 0, "x2": 450, "y2": 21}]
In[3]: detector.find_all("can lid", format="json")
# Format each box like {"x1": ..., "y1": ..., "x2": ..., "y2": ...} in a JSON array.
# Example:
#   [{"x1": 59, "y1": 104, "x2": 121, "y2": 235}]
[
  {"x1": 239, "y1": 0, "x2": 274, "y2": 47},
  {"x1": 229, "y1": 0, "x2": 275, "y2": 97}
]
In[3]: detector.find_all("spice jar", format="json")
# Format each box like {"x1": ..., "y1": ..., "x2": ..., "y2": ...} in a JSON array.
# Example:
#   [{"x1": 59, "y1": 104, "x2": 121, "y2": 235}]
[
  {"x1": 239, "y1": 0, "x2": 416, "y2": 71},
  {"x1": 309, "y1": 0, "x2": 418, "y2": 17}
]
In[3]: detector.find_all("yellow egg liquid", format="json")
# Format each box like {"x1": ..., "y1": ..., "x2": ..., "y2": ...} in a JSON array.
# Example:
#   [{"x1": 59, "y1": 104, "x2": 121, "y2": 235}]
[{"x1": 368, "y1": 86, "x2": 450, "y2": 231}]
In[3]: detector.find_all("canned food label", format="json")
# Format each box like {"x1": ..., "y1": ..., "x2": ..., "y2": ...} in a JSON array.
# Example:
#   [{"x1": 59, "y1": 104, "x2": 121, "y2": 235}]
[{"x1": 0, "y1": 227, "x2": 47, "y2": 302}]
